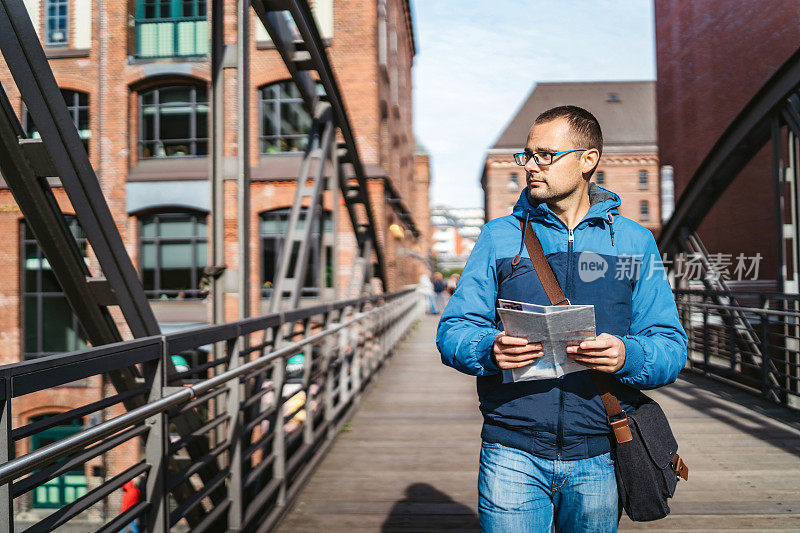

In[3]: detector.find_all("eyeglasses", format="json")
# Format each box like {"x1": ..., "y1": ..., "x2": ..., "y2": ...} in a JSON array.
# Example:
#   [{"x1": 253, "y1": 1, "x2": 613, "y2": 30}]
[{"x1": 513, "y1": 148, "x2": 589, "y2": 166}]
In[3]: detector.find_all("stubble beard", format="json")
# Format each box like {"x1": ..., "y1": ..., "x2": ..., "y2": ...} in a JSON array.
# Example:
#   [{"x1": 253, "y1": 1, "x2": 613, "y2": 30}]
[
  {"x1": 527, "y1": 175, "x2": 559, "y2": 202},
  {"x1": 527, "y1": 178, "x2": 572, "y2": 205}
]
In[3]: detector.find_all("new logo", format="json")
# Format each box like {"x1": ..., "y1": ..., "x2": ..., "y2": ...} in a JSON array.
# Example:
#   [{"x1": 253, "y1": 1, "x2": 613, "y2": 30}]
[{"x1": 577, "y1": 251, "x2": 608, "y2": 282}]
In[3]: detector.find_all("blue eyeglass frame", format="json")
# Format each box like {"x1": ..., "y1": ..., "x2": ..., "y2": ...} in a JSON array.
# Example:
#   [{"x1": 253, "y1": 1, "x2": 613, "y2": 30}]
[{"x1": 513, "y1": 148, "x2": 589, "y2": 166}]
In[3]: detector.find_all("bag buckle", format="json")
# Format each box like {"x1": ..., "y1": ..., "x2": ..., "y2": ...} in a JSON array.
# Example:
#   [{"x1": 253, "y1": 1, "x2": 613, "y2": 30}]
[
  {"x1": 671, "y1": 453, "x2": 689, "y2": 481},
  {"x1": 608, "y1": 412, "x2": 633, "y2": 444}
]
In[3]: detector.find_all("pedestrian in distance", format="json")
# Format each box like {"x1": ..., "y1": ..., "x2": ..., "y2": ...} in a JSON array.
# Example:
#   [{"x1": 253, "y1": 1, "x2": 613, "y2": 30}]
[
  {"x1": 433, "y1": 272, "x2": 446, "y2": 313},
  {"x1": 437, "y1": 105, "x2": 688, "y2": 532},
  {"x1": 446, "y1": 273, "x2": 459, "y2": 295},
  {"x1": 120, "y1": 479, "x2": 141, "y2": 533},
  {"x1": 419, "y1": 270, "x2": 437, "y2": 314}
]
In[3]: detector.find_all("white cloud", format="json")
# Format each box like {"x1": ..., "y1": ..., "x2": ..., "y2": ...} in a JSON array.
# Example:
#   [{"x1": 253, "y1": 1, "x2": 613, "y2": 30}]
[{"x1": 412, "y1": 0, "x2": 655, "y2": 208}]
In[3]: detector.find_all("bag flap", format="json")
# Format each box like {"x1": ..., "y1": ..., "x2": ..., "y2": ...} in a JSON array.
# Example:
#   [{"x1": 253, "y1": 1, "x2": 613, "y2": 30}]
[{"x1": 628, "y1": 400, "x2": 678, "y2": 469}]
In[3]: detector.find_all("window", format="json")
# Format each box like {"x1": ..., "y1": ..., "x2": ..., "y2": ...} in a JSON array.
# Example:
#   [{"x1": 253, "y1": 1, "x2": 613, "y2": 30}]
[
  {"x1": 25, "y1": 90, "x2": 90, "y2": 155},
  {"x1": 31, "y1": 416, "x2": 88, "y2": 508},
  {"x1": 639, "y1": 170, "x2": 648, "y2": 190},
  {"x1": 640, "y1": 200, "x2": 649, "y2": 221},
  {"x1": 258, "y1": 81, "x2": 318, "y2": 154},
  {"x1": 596, "y1": 170, "x2": 605, "y2": 185},
  {"x1": 507, "y1": 172, "x2": 519, "y2": 192},
  {"x1": 138, "y1": 85, "x2": 208, "y2": 158},
  {"x1": 135, "y1": 0, "x2": 209, "y2": 58},
  {"x1": 261, "y1": 209, "x2": 333, "y2": 298},
  {"x1": 139, "y1": 211, "x2": 207, "y2": 299},
  {"x1": 23, "y1": 217, "x2": 88, "y2": 358},
  {"x1": 45, "y1": 0, "x2": 68, "y2": 46}
]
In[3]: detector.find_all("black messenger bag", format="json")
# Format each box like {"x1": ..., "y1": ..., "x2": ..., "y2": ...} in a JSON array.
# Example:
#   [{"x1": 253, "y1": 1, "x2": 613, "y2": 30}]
[
  {"x1": 518, "y1": 220, "x2": 689, "y2": 522},
  {"x1": 606, "y1": 393, "x2": 686, "y2": 520}
]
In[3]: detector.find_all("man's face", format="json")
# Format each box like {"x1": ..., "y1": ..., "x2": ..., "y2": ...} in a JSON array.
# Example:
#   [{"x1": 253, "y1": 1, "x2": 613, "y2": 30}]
[{"x1": 524, "y1": 118, "x2": 590, "y2": 203}]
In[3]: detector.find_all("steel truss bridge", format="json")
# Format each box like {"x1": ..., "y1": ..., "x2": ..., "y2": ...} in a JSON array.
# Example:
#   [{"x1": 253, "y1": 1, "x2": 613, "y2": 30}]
[
  {"x1": 659, "y1": 46, "x2": 800, "y2": 410},
  {"x1": 0, "y1": 0, "x2": 422, "y2": 530},
  {"x1": 0, "y1": 0, "x2": 799, "y2": 528}
]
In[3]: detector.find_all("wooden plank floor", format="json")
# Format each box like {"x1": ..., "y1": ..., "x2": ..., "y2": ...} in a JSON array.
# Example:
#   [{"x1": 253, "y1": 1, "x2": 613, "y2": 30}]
[{"x1": 277, "y1": 315, "x2": 800, "y2": 532}]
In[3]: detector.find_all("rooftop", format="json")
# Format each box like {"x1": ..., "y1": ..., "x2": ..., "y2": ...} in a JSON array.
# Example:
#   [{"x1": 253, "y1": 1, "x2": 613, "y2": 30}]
[{"x1": 491, "y1": 80, "x2": 656, "y2": 151}]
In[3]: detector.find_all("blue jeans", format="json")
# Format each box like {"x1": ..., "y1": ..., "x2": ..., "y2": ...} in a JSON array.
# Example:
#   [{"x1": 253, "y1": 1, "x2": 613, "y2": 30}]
[{"x1": 478, "y1": 441, "x2": 621, "y2": 532}]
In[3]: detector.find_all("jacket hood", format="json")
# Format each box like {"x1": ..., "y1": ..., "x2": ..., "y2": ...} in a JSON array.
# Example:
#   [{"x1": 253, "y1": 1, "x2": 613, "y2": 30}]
[{"x1": 512, "y1": 182, "x2": 621, "y2": 225}]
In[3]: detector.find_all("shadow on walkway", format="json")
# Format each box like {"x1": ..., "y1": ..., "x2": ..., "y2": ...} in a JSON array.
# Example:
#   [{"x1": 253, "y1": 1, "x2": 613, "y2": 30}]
[
  {"x1": 658, "y1": 371, "x2": 800, "y2": 457},
  {"x1": 380, "y1": 483, "x2": 479, "y2": 532}
]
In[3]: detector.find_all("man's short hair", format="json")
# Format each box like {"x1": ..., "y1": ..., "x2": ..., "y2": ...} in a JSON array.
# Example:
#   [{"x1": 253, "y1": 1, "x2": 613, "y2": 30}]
[{"x1": 534, "y1": 105, "x2": 603, "y2": 156}]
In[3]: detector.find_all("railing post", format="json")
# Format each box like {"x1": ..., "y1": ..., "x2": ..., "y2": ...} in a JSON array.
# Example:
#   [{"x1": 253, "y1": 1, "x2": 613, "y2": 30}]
[
  {"x1": 728, "y1": 312, "x2": 739, "y2": 372},
  {"x1": 271, "y1": 357, "x2": 287, "y2": 507},
  {"x1": 702, "y1": 304, "x2": 710, "y2": 372},
  {"x1": 226, "y1": 331, "x2": 244, "y2": 531},
  {"x1": 143, "y1": 337, "x2": 170, "y2": 533},
  {"x1": 352, "y1": 310, "x2": 364, "y2": 392},
  {"x1": 0, "y1": 375, "x2": 13, "y2": 533},
  {"x1": 302, "y1": 317, "x2": 314, "y2": 446},
  {"x1": 323, "y1": 309, "x2": 341, "y2": 439},
  {"x1": 337, "y1": 324, "x2": 349, "y2": 406},
  {"x1": 760, "y1": 296, "x2": 773, "y2": 401}
]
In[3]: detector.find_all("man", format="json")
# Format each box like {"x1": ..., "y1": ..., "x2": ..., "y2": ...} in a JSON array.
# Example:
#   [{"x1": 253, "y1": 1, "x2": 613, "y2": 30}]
[{"x1": 436, "y1": 105, "x2": 687, "y2": 532}]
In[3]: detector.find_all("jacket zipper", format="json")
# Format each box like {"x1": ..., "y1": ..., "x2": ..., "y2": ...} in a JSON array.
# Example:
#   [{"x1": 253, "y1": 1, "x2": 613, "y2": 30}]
[{"x1": 556, "y1": 227, "x2": 574, "y2": 460}]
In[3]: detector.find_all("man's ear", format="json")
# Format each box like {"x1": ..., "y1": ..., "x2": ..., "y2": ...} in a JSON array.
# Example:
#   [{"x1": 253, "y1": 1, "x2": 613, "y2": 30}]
[{"x1": 581, "y1": 149, "x2": 600, "y2": 176}]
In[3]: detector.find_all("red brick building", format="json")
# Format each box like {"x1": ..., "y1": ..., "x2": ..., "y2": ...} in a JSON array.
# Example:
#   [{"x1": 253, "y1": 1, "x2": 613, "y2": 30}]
[
  {"x1": 481, "y1": 81, "x2": 660, "y2": 234},
  {"x1": 655, "y1": 0, "x2": 800, "y2": 288},
  {"x1": 0, "y1": 0, "x2": 428, "y2": 518}
]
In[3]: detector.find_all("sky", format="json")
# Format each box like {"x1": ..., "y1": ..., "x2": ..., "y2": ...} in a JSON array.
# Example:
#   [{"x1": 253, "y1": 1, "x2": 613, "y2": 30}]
[{"x1": 412, "y1": 0, "x2": 656, "y2": 208}]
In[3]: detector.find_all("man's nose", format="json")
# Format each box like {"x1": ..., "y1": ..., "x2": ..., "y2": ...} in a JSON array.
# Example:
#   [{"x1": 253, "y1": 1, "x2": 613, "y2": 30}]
[{"x1": 524, "y1": 157, "x2": 541, "y2": 173}]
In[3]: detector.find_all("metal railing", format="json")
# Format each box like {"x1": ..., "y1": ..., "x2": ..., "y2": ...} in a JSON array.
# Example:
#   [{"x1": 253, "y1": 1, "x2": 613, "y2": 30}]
[
  {"x1": 0, "y1": 289, "x2": 424, "y2": 532},
  {"x1": 675, "y1": 289, "x2": 800, "y2": 409}
]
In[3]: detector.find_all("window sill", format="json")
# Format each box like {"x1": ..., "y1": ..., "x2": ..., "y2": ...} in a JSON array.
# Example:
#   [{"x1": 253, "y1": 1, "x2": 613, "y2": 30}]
[
  {"x1": 128, "y1": 55, "x2": 208, "y2": 65},
  {"x1": 128, "y1": 157, "x2": 209, "y2": 181},
  {"x1": 45, "y1": 48, "x2": 90, "y2": 59}
]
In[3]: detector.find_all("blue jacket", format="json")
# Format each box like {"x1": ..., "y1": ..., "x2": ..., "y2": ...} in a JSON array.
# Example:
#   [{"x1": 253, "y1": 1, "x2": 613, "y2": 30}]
[{"x1": 436, "y1": 183, "x2": 688, "y2": 460}]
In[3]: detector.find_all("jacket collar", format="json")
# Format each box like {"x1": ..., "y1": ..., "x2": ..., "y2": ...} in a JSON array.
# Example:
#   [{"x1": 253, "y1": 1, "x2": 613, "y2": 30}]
[{"x1": 512, "y1": 182, "x2": 621, "y2": 227}]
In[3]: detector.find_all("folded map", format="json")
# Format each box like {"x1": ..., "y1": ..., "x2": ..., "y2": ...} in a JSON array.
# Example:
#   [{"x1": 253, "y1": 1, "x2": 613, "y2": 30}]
[{"x1": 497, "y1": 299, "x2": 596, "y2": 381}]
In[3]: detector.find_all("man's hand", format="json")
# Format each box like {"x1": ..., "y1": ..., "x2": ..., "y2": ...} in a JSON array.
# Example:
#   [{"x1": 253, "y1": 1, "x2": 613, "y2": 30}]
[
  {"x1": 493, "y1": 332, "x2": 543, "y2": 369},
  {"x1": 566, "y1": 333, "x2": 626, "y2": 373}
]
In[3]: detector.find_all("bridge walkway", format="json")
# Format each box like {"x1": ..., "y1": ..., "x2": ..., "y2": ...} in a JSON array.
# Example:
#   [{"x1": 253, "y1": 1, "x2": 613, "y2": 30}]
[{"x1": 277, "y1": 316, "x2": 800, "y2": 532}]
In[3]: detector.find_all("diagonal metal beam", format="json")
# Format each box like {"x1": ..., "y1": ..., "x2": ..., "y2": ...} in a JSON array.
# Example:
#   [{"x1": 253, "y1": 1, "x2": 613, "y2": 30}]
[
  {"x1": 251, "y1": 0, "x2": 387, "y2": 290},
  {"x1": 0, "y1": 84, "x2": 150, "y2": 410},
  {"x1": 659, "y1": 46, "x2": 800, "y2": 254},
  {"x1": 269, "y1": 110, "x2": 335, "y2": 311},
  {"x1": 0, "y1": 0, "x2": 159, "y2": 338}
]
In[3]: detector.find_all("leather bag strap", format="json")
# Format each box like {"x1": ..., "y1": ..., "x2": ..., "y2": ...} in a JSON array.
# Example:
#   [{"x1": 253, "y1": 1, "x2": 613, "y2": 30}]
[{"x1": 519, "y1": 219, "x2": 631, "y2": 442}]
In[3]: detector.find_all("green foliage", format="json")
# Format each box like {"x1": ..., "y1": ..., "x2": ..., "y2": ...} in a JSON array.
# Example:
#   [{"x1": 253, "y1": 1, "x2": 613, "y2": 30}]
[{"x1": 439, "y1": 267, "x2": 463, "y2": 278}]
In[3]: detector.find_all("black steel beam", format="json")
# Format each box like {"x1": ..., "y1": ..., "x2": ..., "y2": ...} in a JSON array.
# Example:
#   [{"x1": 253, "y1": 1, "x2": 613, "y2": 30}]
[
  {"x1": 251, "y1": 0, "x2": 388, "y2": 289},
  {"x1": 659, "y1": 46, "x2": 800, "y2": 253},
  {"x1": 0, "y1": 86, "x2": 121, "y2": 344},
  {"x1": 0, "y1": 0, "x2": 159, "y2": 338}
]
